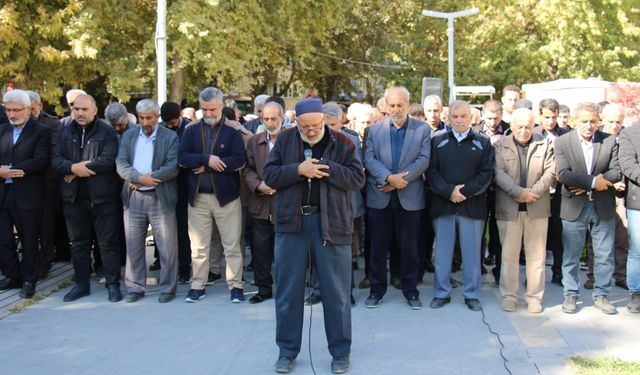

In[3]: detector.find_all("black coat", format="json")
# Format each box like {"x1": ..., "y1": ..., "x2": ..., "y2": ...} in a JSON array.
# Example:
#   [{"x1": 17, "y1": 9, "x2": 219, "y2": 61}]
[
  {"x1": 555, "y1": 130, "x2": 621, "y2": 221},
  {"x1": 617, "y1": 126, "x2": 640, "y2": 210},
  {"x1": 427, "y1": 130, "x2": 495, "y2": 220},
  {"x1": 263, "y1": 126, "x2": 365, "y2": 245},
  {"x1": 52, "y1": 118, "x2": 120, "y2": 204},
  {"x1": 0, "y1": 118, "x2": 52, "y2": 210}
]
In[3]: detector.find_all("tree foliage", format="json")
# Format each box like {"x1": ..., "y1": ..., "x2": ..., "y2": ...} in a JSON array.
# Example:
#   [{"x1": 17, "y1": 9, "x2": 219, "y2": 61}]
[{"x1": 1, "y1": 0, "x2": 639, "y2": 110}]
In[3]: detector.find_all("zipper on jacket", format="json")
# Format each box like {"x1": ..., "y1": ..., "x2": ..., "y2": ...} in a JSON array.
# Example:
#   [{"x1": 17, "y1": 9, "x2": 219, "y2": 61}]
[{"x1": 80, "y1": 128, "x2": 85, "y2": 150}]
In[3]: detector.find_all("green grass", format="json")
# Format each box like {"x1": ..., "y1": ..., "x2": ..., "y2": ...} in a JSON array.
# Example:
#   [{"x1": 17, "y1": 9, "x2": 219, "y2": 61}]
[{"x1": 569, "y1": 355, "x2": 640, "y2": 375}]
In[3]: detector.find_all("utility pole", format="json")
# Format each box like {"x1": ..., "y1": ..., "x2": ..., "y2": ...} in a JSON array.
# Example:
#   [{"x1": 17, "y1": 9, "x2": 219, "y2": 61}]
[
  {"x1": 156, "y1": 0, "x2": 167, "y2": 105},
  {"x1": 422, "y1": 8, "x2": 479, "y2": 104}
]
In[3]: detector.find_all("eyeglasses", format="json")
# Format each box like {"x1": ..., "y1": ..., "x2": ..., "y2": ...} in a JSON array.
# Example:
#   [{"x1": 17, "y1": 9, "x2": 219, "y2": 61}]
[{"x1": 297, "y1": 119, "x2": 324, "y2": 132}]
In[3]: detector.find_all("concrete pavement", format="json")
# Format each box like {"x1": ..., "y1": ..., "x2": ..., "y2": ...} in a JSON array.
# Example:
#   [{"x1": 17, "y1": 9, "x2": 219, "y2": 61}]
[{"x1": 0, "y1": 256, "x2": 638, "y2": 375}]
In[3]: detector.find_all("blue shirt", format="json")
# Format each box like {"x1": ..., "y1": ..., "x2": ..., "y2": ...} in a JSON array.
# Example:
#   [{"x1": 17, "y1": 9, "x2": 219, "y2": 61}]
[
  {"x1": 390, "y1": 119, "x2": 408, "y2": 172},
  {"x1": 133, "y1": 126, "x2": 157, "y2": 190}
]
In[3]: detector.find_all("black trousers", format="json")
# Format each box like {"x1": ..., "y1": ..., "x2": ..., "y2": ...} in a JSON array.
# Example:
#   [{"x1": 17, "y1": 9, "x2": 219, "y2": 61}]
[
  {"x1": 549, "y1": 189, "x2": 564, "y2": 276},
  {"x1": 368, "y1": 193, "x2": 420, "y2": 299},
  {"x1": 64, "y1": 199, "x2": 121, "y2": 287},
  {"x1": 39, "y1": 177, "x2": 60, "y2": 272},
  {"x1": 483, "y1": 189, "x2": 501, "y2": 275},
  {"x1": 0, "y1": 188, "x2": 41, "y2": 282},
  {"x1": 251, "y1": 217, "x2": 275, "y2": 295},
  {"x1": 418, "y1": 200, "x2": 436, "y2": 281}
]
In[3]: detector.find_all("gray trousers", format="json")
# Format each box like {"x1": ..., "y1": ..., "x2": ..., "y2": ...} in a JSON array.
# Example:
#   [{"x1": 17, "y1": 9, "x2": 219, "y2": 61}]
[
  {"x1": 274, "y1": 213, "x2": 351, "y2": 359},
  {"x1": 433, "y1": 214, "x2": 484, "y2": 299},
  {"x1": 124, "y1": 190, "x2": 178, "y2": 295}
]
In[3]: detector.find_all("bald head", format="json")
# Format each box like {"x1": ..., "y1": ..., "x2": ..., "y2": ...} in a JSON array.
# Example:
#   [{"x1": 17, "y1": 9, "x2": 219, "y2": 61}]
[
  {"x1": 601, "y1": 103, "x2": 624, "y2": 136},
  {"x1": 72, "y1": 94, "x2": 98, "y2": 126}
]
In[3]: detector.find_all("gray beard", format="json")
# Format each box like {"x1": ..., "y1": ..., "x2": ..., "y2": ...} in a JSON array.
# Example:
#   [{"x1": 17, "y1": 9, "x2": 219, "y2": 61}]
[
  {"x1": 300, "y1": 126, "x2": 325, "y2": 146},
  {"x1": 203, "y1": 116, "x2": 220, "y2": 125}
]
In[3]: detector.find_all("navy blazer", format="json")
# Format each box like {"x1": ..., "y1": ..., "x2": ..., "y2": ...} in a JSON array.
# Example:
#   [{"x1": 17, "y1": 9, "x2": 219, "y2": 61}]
[
  {"x1": 0, "y1": 118, "x2": 51, "y2": 210},
  {"x1": 178, "y1": 118, "x2": 246, "y2": 207},
  {"x1": 364, "y1": 117, "x2": 431, "y2": 211},
  {"x1": 555, "y1": 130, "x2": 621, "y2": 221}
]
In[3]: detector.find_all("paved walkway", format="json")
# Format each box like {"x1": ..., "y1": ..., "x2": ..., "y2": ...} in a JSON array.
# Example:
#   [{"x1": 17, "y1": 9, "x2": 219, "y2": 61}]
[{"x1": 0, "y1": 253, "x2": 638, "y2": 375}]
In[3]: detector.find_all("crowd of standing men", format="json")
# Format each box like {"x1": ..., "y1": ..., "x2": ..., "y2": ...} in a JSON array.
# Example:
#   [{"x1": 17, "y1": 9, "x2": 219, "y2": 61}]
[{"x1": 0, "y1": 84, "x2": 639, "y2": 374}]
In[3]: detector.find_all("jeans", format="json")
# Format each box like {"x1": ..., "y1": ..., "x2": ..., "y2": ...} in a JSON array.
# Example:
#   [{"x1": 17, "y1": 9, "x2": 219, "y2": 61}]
[
  {"x1": 627, "y1": 209, "x2": 640, "y2": 293},
  {"x1": 562, "y1": 201, "x2": 614, "y2": 298}
]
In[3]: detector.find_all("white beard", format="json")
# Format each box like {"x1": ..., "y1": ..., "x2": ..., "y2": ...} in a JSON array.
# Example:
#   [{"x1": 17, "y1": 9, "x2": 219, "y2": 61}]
[{"x1": 299, "y1": 126, "x2": 325, "y2": 146}]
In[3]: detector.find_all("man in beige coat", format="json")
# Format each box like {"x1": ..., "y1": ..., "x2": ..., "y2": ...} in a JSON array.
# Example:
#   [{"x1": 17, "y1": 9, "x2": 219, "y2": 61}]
[{"x1": 494, "y1": 108, "x2": 556, "y2": 313}]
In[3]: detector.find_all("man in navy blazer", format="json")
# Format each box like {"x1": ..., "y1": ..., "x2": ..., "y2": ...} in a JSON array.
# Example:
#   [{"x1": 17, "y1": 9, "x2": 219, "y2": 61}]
[
  {"x1": 364, "y1": 87, "x2": 431, "y2": 309},
  {"x1": 0, "y1": 90, "x2": 51, "y2": 298},
  {"x1": 178, "y1": 87, "x2": 246, "y2": 304}
]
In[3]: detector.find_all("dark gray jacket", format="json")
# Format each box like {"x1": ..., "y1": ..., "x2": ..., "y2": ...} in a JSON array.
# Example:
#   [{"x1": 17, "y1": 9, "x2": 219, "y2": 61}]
[
  {"x1": 619, "y1": 125, "x2": 640, "y2": 210},
  {"x1": 263, "y1": 126, "x2": 365, "y2": 245},
  {"x1": 116, "y1": 125, "x2": 180, "y2": 214}
]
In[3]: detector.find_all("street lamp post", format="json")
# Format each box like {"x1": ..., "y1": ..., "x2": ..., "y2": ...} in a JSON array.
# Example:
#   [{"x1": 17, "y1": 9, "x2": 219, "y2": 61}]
[
  {"x1": 422, "y1": 8, "x2": 479, "y2": 104},
  {"x1": 156, "y1": 0, "x2": 167, "y2": 105}
]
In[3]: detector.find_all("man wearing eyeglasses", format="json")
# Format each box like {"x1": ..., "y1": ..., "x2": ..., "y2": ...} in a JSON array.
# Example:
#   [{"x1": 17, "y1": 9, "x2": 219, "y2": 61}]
[
  {"x1": 0, "y1": 89, "x2": 52, "y2": 298},
  {"x1": 264, "y1": 97, "x2": 365, "y2": 374}
]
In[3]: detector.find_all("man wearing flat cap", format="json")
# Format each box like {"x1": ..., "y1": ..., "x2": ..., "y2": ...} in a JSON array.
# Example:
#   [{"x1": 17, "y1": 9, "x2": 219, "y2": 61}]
[{"x1": 264, "y1": 97, "x2": 365, "y2": 374}]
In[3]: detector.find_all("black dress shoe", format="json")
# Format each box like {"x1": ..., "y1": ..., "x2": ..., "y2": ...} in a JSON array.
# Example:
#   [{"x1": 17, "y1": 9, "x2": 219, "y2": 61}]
[
  {"x1": 63, "y1": 284, "x2": 90, "y2": 302},
  {"x1": 425, "y1": 260, "x2": 435, "y2": 273},
  {"x1": 430, "y1": 297, "x2": 451, "y2": 308},
  {"x1": 465, "y1": 298, "x2": 482, "y2": 311},
  {"x1": 483, "y1": 255, "x2": 495, "y2": 266},
  {"x1": 584, "y1": 278, "x2": 595, "y2": 289},
  {"x1": 249, "y1": 293, "x2": 272, "y2": 304},
  {"x1": 0, "y1": 277, "x2": 22, "y2": 290},
  {"x1": 616, "y1": 279, "x2": 629, "y2": 290},
  {"x1": 126, "y1": 292, "x2": 144, "y2": 303},
  {"x1": 357, "y1": 277, "x2": 370, "y2": 289},
  {"x1": 390, "y1": 276, "x2": 402, "y2": 289},
  {"x1": 149, "y1": 258, "x2": 161, "y2": 271},
  {"x1": 304, "y1": 293, "x2": 322, "y2": 306},
  {"x1": 551, "y1": 273, "x2": 563, "y2": 286},
  {"x1": 107, "y1": 285, "x2": 123, "y2": 302},
  {"x1": 20, "y1": 281, "x2": 35, "y2": 299}
]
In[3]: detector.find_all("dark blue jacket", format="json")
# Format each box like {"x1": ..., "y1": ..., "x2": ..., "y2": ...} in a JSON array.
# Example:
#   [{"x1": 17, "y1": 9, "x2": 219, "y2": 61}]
[
  {"x1": 178, "y1": 118, "x2": 246, "y2": 207},
  {"x1": 263, "y1": 126, "x2": 365, "y2": 245},
  {"x1": 427, "y1": 129, "x2": 494, "y2": 220}
]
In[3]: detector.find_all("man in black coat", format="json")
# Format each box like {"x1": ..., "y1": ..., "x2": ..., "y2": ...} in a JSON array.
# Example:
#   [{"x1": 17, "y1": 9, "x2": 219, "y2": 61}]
[
  {"x1": 555, "y1": 102, "x2": 621, "y2": 315},
  {"x1": 52, "y1": 94, "x2": 123, "y2": 303},
  {"x1": 0, "y1": 90, "x2": 52, "y2": 298},
  {"x1": 26, "y1": 90, "x2": 69, "y2": 277}
]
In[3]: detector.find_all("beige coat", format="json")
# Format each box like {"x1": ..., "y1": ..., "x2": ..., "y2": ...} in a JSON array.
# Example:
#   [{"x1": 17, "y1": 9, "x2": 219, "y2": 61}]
[{"x1": 494, "y1": 133, "x2": 556, "y2": 220}]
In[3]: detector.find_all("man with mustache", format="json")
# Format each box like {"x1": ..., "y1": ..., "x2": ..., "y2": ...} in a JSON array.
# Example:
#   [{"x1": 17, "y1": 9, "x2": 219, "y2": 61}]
[{"x1": 555, "y1": 102, "x2": 621, "y2": 314}]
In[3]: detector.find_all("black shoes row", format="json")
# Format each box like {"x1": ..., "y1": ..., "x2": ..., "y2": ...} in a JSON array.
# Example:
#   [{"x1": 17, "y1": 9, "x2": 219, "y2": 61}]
[
  {"x1": 0, "y1": 277, "x2": 35, "y2": 299},
  {"x1": 62, "y1": 283, "x2": 122, "y2": 302},
  {"x1": 275, "y1": 355, "x2": 349, "y2": 374}
]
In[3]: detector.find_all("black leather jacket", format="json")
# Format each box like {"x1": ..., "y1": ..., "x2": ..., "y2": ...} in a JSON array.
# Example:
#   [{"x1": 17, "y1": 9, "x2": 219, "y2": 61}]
[{"x1": 52, "y1": 118, "x2": 120, "y2": 204}]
